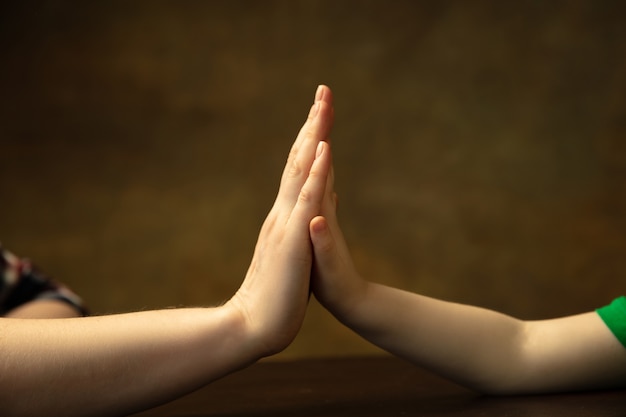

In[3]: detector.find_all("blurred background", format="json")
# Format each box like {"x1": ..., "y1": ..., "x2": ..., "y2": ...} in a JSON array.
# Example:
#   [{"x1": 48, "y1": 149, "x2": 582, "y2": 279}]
[{"x1": 1, "y1": 0, "x2": 625, "y2": 359}]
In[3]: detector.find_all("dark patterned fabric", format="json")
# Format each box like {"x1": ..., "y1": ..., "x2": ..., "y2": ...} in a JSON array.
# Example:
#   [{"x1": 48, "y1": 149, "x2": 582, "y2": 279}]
[{"x1": 0, "y1": 244, "x2": 88, "y2": 316}]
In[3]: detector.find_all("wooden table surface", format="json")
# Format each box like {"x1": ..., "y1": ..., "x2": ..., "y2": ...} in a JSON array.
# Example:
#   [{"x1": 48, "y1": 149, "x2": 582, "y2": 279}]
[{"x1": 132, "y1": 355, "x2": 626, "y2": 417}]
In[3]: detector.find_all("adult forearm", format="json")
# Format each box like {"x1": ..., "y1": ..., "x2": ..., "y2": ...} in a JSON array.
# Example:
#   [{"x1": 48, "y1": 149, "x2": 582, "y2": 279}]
[{"x1": 0, "y1": 305, "x2": 254, "y2": 417}]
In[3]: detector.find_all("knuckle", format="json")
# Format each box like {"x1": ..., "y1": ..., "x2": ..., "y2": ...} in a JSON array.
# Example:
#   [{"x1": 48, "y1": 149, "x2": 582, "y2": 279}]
[
  {"x1": 298, "y1": 187, "x2": 314, "y2": 205},
  {"x1": 287, "y1": 159, "x2": 303, "y2": 179},
  {"x1": 287, "y1": 144, "x2": 299, "y2": 162}
]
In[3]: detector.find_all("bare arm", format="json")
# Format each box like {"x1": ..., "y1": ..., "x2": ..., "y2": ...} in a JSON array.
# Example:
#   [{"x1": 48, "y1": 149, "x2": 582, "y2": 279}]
[
  {"x1": 0, "y1": 307, "x2": 249, "y2": 417},
  {"x1": 0, "y1": 85, "x2": 334, "y2": 417},
  {"x1": 309, "y1": 123, "x2": 626, "y2": 394},
  {"x1": 320, "y1": 281, "x2": 626, "y2": 394}
]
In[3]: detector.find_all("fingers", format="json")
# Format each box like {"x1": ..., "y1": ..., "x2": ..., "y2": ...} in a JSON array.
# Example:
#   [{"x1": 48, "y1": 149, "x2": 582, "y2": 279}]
[
  {"x1": 317, "y1": 86, "x2": 335, "y2": 145},
  {"x1": 287, "y1": 140, "x2": 332, "y2": 228},
  {"x1": 290, "y1": 85, "x2": 334, "y2": 152},
  {"x1": 321, "y1": 164, "x2": 337, "y2": 219},
  {"x1": 277, "y1": 85, "x2": 334, "y2": 208}
]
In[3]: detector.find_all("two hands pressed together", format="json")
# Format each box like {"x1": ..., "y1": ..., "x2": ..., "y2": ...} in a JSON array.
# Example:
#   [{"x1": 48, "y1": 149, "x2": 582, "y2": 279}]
[{"x1": 1, "y1": 85, "x2": 626, "y2": 417}]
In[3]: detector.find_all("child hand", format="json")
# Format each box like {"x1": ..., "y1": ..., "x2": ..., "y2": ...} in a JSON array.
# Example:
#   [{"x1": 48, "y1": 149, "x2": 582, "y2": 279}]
[{"x1": 309, "y1": 143, "x2": 368, "y2": 323}]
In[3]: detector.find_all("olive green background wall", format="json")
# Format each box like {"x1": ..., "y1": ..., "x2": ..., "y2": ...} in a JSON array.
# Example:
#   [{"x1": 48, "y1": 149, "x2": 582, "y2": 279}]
[{"x1": 1, "y1": 1, "x2": 625, "y2": 358}]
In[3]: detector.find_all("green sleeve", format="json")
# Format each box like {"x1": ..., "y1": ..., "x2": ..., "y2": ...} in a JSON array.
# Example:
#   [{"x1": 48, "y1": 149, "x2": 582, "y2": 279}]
[{"x1": 597, "y1": 296, "x2": 626, "y2": 349}]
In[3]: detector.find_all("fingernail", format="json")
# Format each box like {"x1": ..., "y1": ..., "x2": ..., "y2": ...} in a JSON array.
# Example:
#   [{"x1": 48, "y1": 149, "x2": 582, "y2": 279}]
[
  {"x1": 315, "y1": 85, "x2": 324, "y2": 102},
  {"x1": 316, "y1": 141, "x2": 324, "y2": 157}
]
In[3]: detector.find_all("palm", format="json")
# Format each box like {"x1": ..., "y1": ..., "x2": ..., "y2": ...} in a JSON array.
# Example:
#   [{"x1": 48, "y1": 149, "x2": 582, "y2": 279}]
[{"x1": 228, "y1": 86, "x2": 334, "y2": 356}]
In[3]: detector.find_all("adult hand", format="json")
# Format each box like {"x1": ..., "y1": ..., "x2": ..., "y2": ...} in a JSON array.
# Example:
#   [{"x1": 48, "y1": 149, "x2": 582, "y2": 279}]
[{"x1": 227, "y1": 85, "x2": 334, "y2": 356}]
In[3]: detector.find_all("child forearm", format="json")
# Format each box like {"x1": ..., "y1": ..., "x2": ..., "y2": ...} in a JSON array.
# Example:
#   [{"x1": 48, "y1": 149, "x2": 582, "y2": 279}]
[
  {"x1": 332, "y1": 282, "x2": 626, "y2": 394},
  {"x1": 335, "y1": 282, "x2": 528, "y2": 393}
]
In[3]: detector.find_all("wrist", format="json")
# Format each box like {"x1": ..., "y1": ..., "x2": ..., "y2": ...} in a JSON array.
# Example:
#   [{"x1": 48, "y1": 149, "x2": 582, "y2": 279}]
[
  {"x1": 222, "y1": 295, "x2": 288, "y2": 361},
  {"x1": 318, "y1": 276, "x2": 371, "y2": 326}
]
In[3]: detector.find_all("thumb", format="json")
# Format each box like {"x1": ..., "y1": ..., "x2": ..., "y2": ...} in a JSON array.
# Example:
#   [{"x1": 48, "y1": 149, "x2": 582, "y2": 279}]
[{"x1": 310, "y1": 216, "x2": 338, "y2": 271}]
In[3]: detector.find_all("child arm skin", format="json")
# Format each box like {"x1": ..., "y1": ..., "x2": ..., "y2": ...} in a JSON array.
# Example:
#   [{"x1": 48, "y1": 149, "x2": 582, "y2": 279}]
[
  {"x1": 309, "y1": 143, "x2": 626, "y2": 395},
  {"x1": 0, "y1": 85, "x2": 334, "y2": 417}
]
